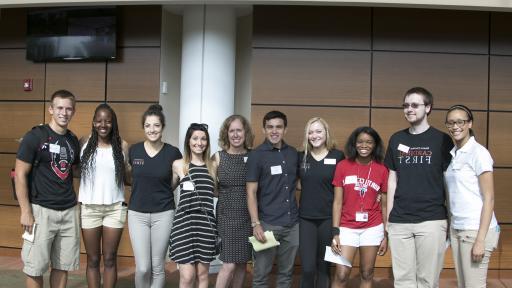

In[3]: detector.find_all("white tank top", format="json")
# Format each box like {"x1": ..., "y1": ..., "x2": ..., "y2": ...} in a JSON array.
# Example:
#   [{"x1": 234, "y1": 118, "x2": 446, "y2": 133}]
[{"x1": 79, "y1": 142, "x2": 125, "y2": 204}]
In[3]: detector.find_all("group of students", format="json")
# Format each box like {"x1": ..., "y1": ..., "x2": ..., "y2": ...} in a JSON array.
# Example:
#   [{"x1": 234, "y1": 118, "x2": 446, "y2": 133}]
[{"x1": 14, "y1": 87, "x2": 499, "y2": 288}]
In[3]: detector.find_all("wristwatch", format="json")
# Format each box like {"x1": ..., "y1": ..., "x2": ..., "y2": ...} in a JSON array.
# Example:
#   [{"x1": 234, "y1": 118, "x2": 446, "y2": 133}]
[{"x1": 251, "y1": 221, "x2": 261, "y2": 228}]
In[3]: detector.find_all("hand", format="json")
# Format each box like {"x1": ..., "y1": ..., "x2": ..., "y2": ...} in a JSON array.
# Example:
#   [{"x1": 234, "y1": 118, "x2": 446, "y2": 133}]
[
  {"x1": 20, "y1": 211, "x2": 35, "y2": 233},
  {"x1": 376, "y1": 193, "x2": 382, "y2": 203},
  {"x1": 471, "y1": 240, "x2": 485, "y2": 262},
  {"x1": 331, "y1": 235, "x2": 342, "y2": 255},
  {"x1": 378, "y1": 236, "x2": 388, "y2": 256},
  {"x1": 253, "y1": 224, "x2": 267, "y2": 243}
]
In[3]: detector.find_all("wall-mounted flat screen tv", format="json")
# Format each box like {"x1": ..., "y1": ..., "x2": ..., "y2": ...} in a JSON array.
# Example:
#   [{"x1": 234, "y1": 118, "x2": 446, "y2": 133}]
[{"x1": 26, "y1": 6, "x2": 117, "y2": 62}]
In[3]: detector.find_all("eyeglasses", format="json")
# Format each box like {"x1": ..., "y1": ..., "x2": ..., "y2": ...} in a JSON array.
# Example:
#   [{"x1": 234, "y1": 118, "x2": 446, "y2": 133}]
[
  {"x1": 445, "y1": 119, "x2": 470, "y2": 128},
  {"x1": 402, "y1": 103, "x2": 426, "y2": 109},
  {"x1": 190, "y1": 123, "x2": 208, "y2": 130}
]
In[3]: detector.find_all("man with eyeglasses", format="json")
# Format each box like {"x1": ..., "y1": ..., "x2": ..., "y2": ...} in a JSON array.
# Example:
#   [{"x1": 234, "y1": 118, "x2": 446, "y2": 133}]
[
  {"x1": 384, "y1": 87, "x2": 454, "y2": 288},
  {"x1": 246, "y1": 110, "x2": 300, "y2": 288}
]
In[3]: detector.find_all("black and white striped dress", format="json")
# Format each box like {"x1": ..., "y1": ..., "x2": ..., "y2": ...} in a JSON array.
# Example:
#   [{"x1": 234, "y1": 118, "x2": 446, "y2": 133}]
[{"x1": 169, "y1": 164, "x2": 216, "y2": 264}]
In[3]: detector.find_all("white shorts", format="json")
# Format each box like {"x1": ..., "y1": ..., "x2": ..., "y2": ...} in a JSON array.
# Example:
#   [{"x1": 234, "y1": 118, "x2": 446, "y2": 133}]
[{"x1": 339, "y1": 223, "x2": 384, "y2": 247}]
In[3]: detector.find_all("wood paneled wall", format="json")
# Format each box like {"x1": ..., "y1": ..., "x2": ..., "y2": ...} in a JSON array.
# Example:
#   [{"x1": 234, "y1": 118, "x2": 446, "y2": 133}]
[
  {"x1": 0, "y1": 5, "x2": 162, "y2": 256},
  {"x1": 252, "y1": 5, "x2": 512, "y2": 271}
]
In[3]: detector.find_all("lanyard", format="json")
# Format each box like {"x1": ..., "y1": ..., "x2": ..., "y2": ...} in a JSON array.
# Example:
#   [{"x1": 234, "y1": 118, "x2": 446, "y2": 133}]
[{"x1": 357, "y1": 161, "x2": 372, "y2": 211}]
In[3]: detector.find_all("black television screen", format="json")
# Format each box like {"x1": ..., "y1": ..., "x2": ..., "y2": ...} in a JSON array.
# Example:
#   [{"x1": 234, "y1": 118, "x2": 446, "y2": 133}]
[{"x1": 26, "y1": 6, "x2": 117, "y2": 62}]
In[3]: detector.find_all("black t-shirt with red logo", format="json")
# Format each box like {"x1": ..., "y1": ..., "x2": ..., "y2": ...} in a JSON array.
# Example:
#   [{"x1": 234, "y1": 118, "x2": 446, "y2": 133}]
[{"x1": 17, "y1": 124, "x2": 79, "y2": 210}]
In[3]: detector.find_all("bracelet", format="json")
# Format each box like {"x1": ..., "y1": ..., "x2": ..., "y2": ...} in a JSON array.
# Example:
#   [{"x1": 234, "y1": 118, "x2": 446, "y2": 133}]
[
  {"x1": 251, "y1": 221, "x2": 261, "y2": 228},
  {"x1": 331, "y1": 227, "x2": 340, "y2": 238}
]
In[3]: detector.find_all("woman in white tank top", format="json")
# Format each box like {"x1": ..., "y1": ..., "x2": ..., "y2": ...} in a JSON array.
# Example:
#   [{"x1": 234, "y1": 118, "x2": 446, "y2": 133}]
[{"x1": 79, "y1": 104, "x2": 129, "y2": 288}]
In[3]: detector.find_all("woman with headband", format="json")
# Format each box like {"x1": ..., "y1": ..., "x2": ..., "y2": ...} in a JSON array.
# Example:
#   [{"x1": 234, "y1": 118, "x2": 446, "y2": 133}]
[{"x1": 444, "y1": 105, "x2": 500, "y2": 288}]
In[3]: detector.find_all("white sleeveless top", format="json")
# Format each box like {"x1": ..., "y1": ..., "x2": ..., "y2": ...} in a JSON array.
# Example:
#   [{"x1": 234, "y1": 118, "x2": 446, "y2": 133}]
[{"x1": 79, "y1": 142, "x2": 125, "y2": 205}]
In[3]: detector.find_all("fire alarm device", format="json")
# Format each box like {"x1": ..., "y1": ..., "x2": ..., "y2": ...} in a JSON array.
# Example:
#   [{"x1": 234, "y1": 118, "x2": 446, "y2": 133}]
[{"x1": 23, "y1": 79, "x2": 33, "y2": 91}]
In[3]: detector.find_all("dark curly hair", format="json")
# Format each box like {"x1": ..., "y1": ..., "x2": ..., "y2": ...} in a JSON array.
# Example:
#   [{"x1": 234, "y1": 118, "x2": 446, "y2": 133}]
[
  {"x1": 344, "y1": 126, "x2": 385, "y2": 163},
  {"x1": 81, "y1": 103, "x2": 125, "y2": 188}
]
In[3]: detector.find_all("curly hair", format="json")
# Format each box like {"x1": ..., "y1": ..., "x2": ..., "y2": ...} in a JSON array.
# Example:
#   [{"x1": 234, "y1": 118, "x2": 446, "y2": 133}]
[
  {"x1": 344, "y1": 126, "x2": 385, "y2": 163},
  {"x1": 218, "y1": 115, "x2": 254, "y2": 151},
  {"x1": 81, "y1": 103, "x2": 125, "y2": 188}
]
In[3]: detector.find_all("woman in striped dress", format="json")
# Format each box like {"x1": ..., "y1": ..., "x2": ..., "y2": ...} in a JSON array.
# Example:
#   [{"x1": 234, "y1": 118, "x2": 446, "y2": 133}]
[{"x1": 169, "y1": 123, "x2": 217, "y2": 288}]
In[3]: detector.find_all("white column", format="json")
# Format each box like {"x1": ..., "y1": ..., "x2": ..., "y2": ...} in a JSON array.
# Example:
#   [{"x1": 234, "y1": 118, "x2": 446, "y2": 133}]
[{"x1": 179, "y1": 5, "x2": 236, "y2": 153}]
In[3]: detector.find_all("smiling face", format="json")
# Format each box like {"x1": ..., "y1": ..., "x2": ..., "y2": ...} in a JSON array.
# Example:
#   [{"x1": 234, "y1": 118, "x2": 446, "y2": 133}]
[
  {"x1": 93, "y1": 109, "x2": 113, "y2": 141},
  {"x1": 403, "y1": 93, "x2": 430, "y2": 126},
  {"x1": 446, "y1": 109, "x2": 472, "y2": 146},
  {"x1": 263, "y1": 118, "x2": 286, "y2": 147},
  {"x1": 189, "y1": 130, "x2": 208, "y2": 155},
  {"x1": 308, "y1": 121, "x2": 327, "y2": 149},
  {"x1": 49, "y1": 97, "x2": 75, "y2": 129},
  {"x1": 143, "y1": 115, "x2": 163, "y2": 143},
  {"x1": 228, "y1": 119, "x2": 246, "y2": 149},
  {"x1": 356, "y1": 132, "x2": 375, "y2": 160}
]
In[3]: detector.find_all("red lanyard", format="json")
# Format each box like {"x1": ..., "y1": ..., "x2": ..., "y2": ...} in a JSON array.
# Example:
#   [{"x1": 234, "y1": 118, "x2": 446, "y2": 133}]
[{"x1": 357, "y1": 161, "x2": 372, "y2": 211}]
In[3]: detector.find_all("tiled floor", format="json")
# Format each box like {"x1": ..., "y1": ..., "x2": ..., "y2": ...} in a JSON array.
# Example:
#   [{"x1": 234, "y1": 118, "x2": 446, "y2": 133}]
[{"x1": 0, "y1": 249, "x2": 510, "y2": 287}]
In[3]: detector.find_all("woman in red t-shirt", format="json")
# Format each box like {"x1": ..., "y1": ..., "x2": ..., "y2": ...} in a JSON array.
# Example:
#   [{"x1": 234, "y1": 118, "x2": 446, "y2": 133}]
[{"x1": 331, "y1": 126, "x2": 389, "y2": 288}]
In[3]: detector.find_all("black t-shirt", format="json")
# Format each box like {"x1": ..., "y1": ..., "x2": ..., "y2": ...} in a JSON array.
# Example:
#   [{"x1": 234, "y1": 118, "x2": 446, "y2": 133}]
[
  {"x1": 384, "y1": 126, "x2": 454, "y2": 223},
  {"x1": 298, "y1": 149, "x2": 344, "y2": 219},
  {"x1": 16, "y1": 125, "x2": 79, "y2": 210},
  {"x1": 246, "y1": 140, "x2": 299, "y2": 226},
  {"x1": 128, "y1": 142, "x2": 182, "y2": 213}
]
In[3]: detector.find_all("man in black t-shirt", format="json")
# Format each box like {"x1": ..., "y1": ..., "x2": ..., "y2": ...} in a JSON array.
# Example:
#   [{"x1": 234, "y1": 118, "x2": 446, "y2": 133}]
[
  {"x1": 247, "y1": 111, "x2": 299, "y2": 288},
  {"x1": 384, "y1": 87, "x2": 453, "y2": 288},
  {"x1": 15, "y1": 90, "x2": 80, "y2": 288}
]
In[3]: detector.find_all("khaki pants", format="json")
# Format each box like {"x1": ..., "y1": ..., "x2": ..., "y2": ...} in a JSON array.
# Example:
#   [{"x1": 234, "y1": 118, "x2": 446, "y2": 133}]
[
  {"x1": 450, "y1": 226, "x2": 500, "y2": 288},
  {"x1": 388, "y1": 220, "x2": 447, "y2": 288}
]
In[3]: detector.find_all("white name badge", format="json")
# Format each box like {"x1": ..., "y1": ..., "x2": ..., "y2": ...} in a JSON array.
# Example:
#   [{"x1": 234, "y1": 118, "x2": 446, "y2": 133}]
[
  {"x1": 324, "y1": 158, "x2": 336, "y2": 165},
  {"x1": 270, "y1": 165, "x2": 283, "y2": 175},
  {"x1": 49, "y1": 144, "x2": 60, "y2": 153},
  {"x1": 182, "y1": 181, "x2": 194, "y2": 191},
  {"x1": 355, "y1": 211, "x2": 368, "y2": 222},
  {"x1": 344, "y1": 175, "x2": 357, "y2": 185},
  {"x1": 397, "y1": 143, "x2": 410, "y2": 153},
  {"x1": 243, "y1": 156, "x2": 248, "y2": 163}
]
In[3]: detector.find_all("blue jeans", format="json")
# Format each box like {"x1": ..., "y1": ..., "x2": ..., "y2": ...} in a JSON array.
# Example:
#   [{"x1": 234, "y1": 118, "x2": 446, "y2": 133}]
[{"x1": 252, "y1": 221, "x2": 299, "y2": 288}]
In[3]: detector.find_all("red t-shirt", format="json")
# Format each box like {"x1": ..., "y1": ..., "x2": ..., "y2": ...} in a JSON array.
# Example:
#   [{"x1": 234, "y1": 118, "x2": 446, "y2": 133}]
[{"x1": 332, "y1": 159, "x2": 389, "y2": 229}]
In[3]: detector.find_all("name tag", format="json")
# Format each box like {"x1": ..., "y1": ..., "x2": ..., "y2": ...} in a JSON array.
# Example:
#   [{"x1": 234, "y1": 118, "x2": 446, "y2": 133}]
[
  {"x1": 182, "y1": 181, "x2": 194, "y2": 191},
  {"x1": 344, "y1": 175, "x2": 357, "y2": 185},
  {"x1": 355, "y1": 211, "x2": 368, "y2": 222},
  {"x1": 49, "y1": 144, "x2": 60, "y2": 153},
  {"x1": 397, "y1": 143, "x2": 410, "y2": 153},
  {"x1": 243, "y1": 156, "x2": 248, "y2": 163},
  {"x1": 270, "y1": 165, "x2": 282, "y2": 175},
  {"x1": 324, "y1": 158, "x2": 336, "y2": 165}
]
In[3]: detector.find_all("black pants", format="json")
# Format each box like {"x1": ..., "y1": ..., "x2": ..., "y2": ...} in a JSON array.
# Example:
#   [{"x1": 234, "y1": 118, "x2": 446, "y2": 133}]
[{"x1": 299, "y1": 217, "x2": 332, "y2": 288}]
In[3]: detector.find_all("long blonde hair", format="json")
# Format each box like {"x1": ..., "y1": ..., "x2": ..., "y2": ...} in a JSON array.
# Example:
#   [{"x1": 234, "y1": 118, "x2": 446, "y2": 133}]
[{"x1": 301, "y1": 117, "x2": 337, "y2": 163}]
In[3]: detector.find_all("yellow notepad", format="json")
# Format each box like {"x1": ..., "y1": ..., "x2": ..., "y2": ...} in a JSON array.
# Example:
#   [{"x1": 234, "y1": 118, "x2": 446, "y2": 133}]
[{"x1": 249, "y1": 231, "x2": 280, "y2": 252}]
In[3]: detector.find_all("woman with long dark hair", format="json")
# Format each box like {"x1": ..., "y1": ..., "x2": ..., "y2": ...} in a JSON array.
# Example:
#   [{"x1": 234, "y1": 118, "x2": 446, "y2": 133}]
[
  {"x1": 213, "y1": 115, "x2": 254, "y2": 288},
  {"x1": 444, "y1": 105, "x2": 500, "y2": 288},
  {"x1": 127, "y1": 104, "x2": 182, "y2": 287},
  {"x1": 79, "y1": 103, "x2": 128, "y2": 288},
  {"x1": 169, "y1": 123, "x2": 217, "y2": 288},
  {"x1": 331, "y1": 126, "x2": 388, "y2": 288}
]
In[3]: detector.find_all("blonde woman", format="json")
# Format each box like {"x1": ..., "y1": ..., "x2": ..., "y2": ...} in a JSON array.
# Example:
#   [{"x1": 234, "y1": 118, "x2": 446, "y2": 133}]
[
  {"x1": 298, "y1": 117, "x2": 344, "y2": 288},
  {"x1": 169, "y1": 123, "x2": 217, "y2": 288}
]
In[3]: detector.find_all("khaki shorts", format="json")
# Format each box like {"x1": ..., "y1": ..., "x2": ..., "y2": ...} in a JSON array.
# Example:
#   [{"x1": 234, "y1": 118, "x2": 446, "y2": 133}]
[
  {"x1": 81, "y1": 202, "x2": 127, "y2": 229},
  {"x1": 22, "y1": 204, "x2": 80, "y2": 276}
]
